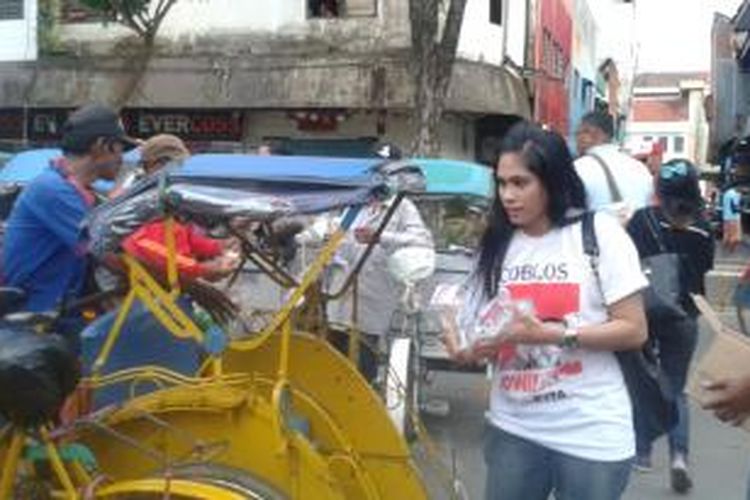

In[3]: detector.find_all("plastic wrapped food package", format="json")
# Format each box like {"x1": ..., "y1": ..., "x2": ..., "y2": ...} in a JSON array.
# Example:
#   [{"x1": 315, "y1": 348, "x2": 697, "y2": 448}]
[{"x1": 430, "y1": 285, "x2": 535, "y2": 350}]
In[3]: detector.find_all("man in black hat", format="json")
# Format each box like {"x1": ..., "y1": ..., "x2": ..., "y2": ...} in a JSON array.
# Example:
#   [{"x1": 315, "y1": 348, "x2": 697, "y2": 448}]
[{"x1": 2, "y1": 104, "x2": 137, "y2": 340}]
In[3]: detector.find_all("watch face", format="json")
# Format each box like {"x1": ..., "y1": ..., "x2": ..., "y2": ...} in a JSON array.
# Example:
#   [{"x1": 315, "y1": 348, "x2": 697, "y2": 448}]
[{"x1": 562, "y1": 329, "x2": 579, "y2": 348}]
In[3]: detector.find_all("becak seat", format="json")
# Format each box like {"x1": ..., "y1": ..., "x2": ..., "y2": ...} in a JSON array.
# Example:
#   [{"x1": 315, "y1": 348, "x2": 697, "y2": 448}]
[{"x1": 0, "y1": 287, "x2": 26, "y2": 317}]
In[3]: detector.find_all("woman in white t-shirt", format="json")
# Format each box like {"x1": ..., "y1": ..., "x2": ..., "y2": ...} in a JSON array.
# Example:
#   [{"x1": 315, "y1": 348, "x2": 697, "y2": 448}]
[{"x1": 443, "y1": 122, "x2": 648, "y2": 500}]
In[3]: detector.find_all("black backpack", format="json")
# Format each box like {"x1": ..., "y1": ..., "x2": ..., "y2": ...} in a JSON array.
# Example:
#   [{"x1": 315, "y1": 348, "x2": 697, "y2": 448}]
[{"x1": 581, "y1": 211, "x2": 678, "y2": 442}]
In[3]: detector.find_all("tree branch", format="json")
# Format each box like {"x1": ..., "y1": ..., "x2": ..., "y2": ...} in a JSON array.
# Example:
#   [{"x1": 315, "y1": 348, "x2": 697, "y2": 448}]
[
  {"x1": 151, "y1": 0, "x2": 178, "y2": 37},
  {"x1": 437, "y1": 0, "x2": 468, "y2": 89},
  {"x1": 110, "y1": 0, "x2": 147, "y2": 38}
]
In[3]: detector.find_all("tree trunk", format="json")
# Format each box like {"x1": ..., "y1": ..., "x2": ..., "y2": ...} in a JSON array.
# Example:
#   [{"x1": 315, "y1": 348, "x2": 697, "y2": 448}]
[
  {"x1": 409, "y1": 0, "x2": 468, "y2": 157},
  {"x1": 105, "y1": 0, "x2": 178, "y2": 107},
  {"x1": 112, "y1": 38, "x2": 154, "y2": 108},
  {"x1": 412, "y1": 54, "x2": 444, "y2": 157}
]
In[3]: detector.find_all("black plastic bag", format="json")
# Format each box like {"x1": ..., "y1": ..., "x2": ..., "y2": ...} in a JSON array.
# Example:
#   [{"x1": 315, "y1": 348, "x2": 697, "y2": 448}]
[
  {"x1": 640, "y1": 210, "x2": 687, "y2": 321},
  {"x1": 0, "y1": 327, "x2": 79, "y2": 426}
]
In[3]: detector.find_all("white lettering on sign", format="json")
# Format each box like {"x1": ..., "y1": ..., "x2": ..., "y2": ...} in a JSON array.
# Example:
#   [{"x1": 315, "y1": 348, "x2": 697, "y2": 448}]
[
  {"x1": 130, "y1": 111, "x2": 242, "y2": 140},
  {"x1": 137, "y1": 114, "x2": 192, "y2": 135}
]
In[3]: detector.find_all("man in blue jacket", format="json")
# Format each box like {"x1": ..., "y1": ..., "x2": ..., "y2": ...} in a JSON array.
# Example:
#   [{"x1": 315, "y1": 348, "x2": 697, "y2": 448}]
[{"x1": 2, "y1": 104, "x2": 137, "y2": 347}]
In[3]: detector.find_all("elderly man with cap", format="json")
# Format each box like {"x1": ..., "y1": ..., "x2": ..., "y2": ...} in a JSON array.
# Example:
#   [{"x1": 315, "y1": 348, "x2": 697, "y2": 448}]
[
  {"x1": 2, "y1": 104, "x2": 137, "y2": 336},
  {"x1": 113, "y1": 133, "x2": 239, "y2": 282},
  {"x1": 108, "y1": 133, "x2": 189, "y2": 198}
]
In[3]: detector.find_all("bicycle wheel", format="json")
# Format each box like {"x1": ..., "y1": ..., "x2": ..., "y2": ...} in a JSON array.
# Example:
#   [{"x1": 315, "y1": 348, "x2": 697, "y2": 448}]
[
  {"x1": 97, "y1": 463, "x2": 286, "y2": 499},
  {"x1": 385, "y1": 337, "x2": 420, "y2": 441}
]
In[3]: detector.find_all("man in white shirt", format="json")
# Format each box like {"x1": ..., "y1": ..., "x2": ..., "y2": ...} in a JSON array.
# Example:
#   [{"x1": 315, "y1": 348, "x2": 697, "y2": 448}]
[{"x1": 574, "y1": 112, "x2": 654, "y2": 222}]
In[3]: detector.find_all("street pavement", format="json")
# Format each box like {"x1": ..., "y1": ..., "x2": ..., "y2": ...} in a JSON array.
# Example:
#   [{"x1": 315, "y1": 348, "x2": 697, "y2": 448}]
[{"x1": 416, "y1": 243, "x2": 750, "y2": 500}]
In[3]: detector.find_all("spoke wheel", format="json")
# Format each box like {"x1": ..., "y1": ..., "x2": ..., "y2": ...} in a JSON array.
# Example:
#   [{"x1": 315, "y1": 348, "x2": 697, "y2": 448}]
[
  {"x1": 386, "y1": 337, "x2": 420, "y2": 441},
  {"x1": 97, "y1": 464, "x2": 286, "y2": 499}
]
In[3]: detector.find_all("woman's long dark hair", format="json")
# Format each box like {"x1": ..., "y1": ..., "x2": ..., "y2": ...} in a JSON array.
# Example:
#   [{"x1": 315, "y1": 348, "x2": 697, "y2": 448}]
[{"x1": 476, "y1": 121, "x2": 587, "y2": 296}]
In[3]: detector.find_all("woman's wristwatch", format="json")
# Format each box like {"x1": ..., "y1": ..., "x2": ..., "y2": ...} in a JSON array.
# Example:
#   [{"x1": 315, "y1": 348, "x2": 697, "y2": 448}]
[{"x1": 559, "y1": 327, "x2": 580, "y2": 349}]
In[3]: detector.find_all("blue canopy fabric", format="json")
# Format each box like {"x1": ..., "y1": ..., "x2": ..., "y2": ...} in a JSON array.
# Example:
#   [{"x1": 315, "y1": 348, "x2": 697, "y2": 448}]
[
  {"x1": 83, "y1": 154, "x2": 419, "y2": 257},
  {"x1": 171, "y1": 154, "x2": 386, "y2": 187},
  {"x1": 0, "y1": 149, "x2": 60, "y2": 183},
  {"x1": 409, "y1": 158, "x2": 494, "y2": 199},
  {"x1": 0, "y1": 148, "x2": 141, "y2": 193}
]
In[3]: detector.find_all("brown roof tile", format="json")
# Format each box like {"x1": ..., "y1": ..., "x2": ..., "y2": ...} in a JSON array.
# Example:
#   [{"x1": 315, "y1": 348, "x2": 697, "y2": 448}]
[{"x1": 632, "y1": 98, "x2": 689, "y2": 122}]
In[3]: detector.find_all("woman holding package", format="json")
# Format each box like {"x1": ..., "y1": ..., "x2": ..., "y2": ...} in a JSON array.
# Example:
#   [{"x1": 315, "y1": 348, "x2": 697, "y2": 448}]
[
  {"x1": 626, "y1": 159, "x2": 714, "y2": 493},
  {"x1": 442, "y1": 121, "x2": 648, "y2": 500}
]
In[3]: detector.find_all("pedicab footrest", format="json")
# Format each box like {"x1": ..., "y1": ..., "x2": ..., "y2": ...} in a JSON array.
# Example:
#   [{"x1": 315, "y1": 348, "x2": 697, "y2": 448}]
[{"x1": 0, "y1": 327, "x2": 80, "y2": 426}]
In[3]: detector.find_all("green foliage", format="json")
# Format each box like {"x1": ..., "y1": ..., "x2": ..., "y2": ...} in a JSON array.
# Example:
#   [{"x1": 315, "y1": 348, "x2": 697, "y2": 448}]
[
  {"x1": 79, "y1": 0, "x2": 151, "y2": 14},
  {"x1": 79, "y1": 0, "x2": 111, "y2": 9},
  {"x1": 38, "y1": 0, "x2": 61, "y2": 54}
]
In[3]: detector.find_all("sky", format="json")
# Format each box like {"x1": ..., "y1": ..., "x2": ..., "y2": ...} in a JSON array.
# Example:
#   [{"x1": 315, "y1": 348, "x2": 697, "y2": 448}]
[{"x1": 635, "y1": 0, "x2": 744, "y2": 72}]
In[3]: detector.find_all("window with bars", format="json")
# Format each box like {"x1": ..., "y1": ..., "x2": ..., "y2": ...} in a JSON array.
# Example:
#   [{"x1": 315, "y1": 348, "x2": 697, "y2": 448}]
[
  {"x1": 60, "y1": 0, "x2": 111, "y2": 23},
  {"x1": 673, "y1": 136, "x2": 685, "y2": 153},
  {"x1": 308, "y1": 0, "x2": 377, "y2": 18},
  {"x1": 490, "y1": 0, "x2": 502, "y2": 25},
  {"x1": 0, "y1": 0, "x2": 23, "y2": 20}
]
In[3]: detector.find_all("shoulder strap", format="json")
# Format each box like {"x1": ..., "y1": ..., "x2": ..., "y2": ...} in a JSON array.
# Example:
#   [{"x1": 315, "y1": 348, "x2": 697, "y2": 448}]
[
  {"x1": 643, "y1": 208, "x2": 667, "y2": 253},
  {"x1": 581, "y1": 211, "x2": 605, "y2": 297},
  {"x1": 587, "y1": 153, "x2": 623, "y2": 203},
  {"x1": 581, "y1": 211, "x2": 599, "y2": 258}
]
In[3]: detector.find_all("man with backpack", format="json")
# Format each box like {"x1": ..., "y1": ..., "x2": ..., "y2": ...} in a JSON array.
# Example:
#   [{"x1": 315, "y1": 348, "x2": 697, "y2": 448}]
[{"x1": 574, "y1": 111, "x2": 654, "y2": 224}]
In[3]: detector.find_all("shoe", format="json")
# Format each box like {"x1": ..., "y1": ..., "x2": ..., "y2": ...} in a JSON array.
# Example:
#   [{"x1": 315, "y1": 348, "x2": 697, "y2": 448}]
[
  {"x1": 670, "y1": 454, "x2": 693, "y2": 494},
  {"x1": 633, "y1": 454, "x2": 652, "y2": 473}
]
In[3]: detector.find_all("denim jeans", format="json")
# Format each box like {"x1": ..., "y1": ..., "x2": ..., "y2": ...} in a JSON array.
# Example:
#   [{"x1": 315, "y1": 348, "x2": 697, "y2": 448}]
[
  {"x1": 483, "y1": 425, "x2": 632, "y2": 500},
  {"x1": 635, "y1": 316, "x2": 699, "y2": 458}
]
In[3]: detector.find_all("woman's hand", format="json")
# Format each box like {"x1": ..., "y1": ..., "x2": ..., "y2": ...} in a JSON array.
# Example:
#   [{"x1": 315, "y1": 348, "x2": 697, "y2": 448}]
[
  {"x1": 470, "y1": 313, "x2": 561, "y2": 360},
  {"x1": 501, "y1": 311, "x2": 561, "y2": 346},
  {"x1": 438, "y1": 308, "x2": 473, "y2": 364}
]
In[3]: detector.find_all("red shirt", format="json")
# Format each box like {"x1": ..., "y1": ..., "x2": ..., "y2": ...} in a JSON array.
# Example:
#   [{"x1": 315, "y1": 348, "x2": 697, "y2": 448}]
[{"x1": 121, "y1": 221, "x2": 222, "y2": 279}]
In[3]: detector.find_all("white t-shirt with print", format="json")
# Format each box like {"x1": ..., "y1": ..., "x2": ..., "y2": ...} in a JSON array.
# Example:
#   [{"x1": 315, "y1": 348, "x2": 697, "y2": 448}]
[{"x1": 462, "y1": 213, "x2": 647, "y2": 462}]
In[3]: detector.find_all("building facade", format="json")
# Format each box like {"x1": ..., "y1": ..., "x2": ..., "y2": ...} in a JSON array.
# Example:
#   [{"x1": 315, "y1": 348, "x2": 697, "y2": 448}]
[
  {"x1": 0, "y1": 0, "x2": 531, "y2": 162},
  {"x1": 568, "y1": 0, "x2": 597, "y2": 150},
  {"x1": 709, "y1": 3, "x2": 750, "y2": 164},
  {"x1": 0, "y1": 0, "x2": 36, "y2": 62},
  {"x1": 624, "y1": 72, "x2": 709, "y2": 166},
  {"x1": 531, "y1": 0, "x2": 572, "y2": 136}
]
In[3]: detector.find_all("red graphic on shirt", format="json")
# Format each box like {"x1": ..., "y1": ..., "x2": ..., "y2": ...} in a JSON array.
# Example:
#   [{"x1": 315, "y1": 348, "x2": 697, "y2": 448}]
[
  {"x1": 507, "y1": 282, "x2": 579, "y2": 321},
  {"x1": 496, "y1": 281, "x2": 583, "y2": 398}
]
